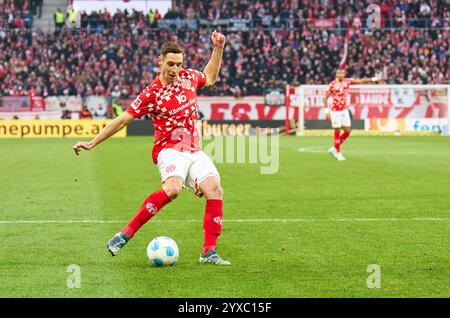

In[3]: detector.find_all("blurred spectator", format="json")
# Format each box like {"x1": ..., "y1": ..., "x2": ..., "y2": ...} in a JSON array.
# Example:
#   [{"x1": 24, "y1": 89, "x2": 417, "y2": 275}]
[
  {"x1": 112, "y1": 100, "x2": 124, "y2": 117},
  {"x1": 36, "y1": 0, "x2": 42, "y2": 18},
  {"x1": 147, "y1": 9, "x2": 156, "y2": 28},
  {"x1": 61, "y1": 109, "x2": 72, "y2": 119},
  {"x1": 30, "y1": 0, "x2": 43, "y2": 18},
  {"x1": 28, "y1": 85, "x2": 38, "y2": 96},
  {"x1": 67, "y1": 7, "x2": 77, "y2": 28},
  {"x1": 13, "y1": 14, "x2": 25, "y2": 28},
  {"x1": 155, "y1": 9, "x2": 161, "y2": 23},
  {"x1": 22, "y1": 9, "x2": 33, "y2": 28},
  {"x1": 79, "y1": 105, "x2": 92, "y2": 119},
  {"x1": 54, "y1": 7, "x2": 65, "y2": 31},
  {"x1": 93, "y1": 104, "x2": 108, "y2": 119}
]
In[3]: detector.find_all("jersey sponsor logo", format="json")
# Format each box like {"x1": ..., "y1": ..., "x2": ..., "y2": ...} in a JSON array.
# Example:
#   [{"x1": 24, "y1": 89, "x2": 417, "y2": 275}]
[
  {"x1": 180, "y1": 78, "x2": 191, "y2": 90},
  {"x1": 168, "y1": 98, "x2": 196, "y2": 115},
  {"x1": 175, "y1": 93, "x2": 187, "y2": 104},
  {"x1": 146, "y1": 202, "x2": 158, "y2": 215},
  {"x1": 165, "y1": 165, "x2": 176, "y2": 173},
  {"x1": 213, "y1": 217, "x2": 223, "y2": 225}
]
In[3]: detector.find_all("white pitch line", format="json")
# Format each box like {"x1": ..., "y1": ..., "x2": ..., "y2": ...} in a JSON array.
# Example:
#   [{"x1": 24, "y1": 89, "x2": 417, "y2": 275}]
[
  {"x1": 297, "y1": 147, "x2": 446, "y2": 155},
  {"x1": 0, "y1": 218, "x2": 448, "y2": 225}
]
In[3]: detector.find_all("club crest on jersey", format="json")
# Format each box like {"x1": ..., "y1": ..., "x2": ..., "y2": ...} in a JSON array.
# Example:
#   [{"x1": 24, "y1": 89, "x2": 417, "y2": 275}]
[
  {"x1": 165, "y1": 165, "x2": 176, "y2": 173},
  {"x1": 213, "y1": 217, "x2": 223, "y2": 225},
  {"x1": 180, "y1": 78, "x2": 191, "y2": 90},
  {"x1": 146, "y1": 203, "x2": 158, "y2": 215},
  {"x1": 161, "y1": 90, "x2": 172, "y2": 100}
]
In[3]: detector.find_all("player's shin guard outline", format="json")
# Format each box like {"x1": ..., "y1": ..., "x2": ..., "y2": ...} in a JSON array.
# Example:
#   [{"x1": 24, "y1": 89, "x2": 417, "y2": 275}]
[
  {"x1": 203, "y1": 199, "x2": 223, "y2": 254},
  {"x1": 340, "y1": 131, "x2": 351, "y2": 145},
  {"x1": 122, "y1": 189, "x2": 172, "y2": 238}
]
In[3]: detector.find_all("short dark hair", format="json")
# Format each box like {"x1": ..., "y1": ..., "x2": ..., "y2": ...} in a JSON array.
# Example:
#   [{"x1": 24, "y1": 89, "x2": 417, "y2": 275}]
[{"x1": 161, "y1": 42, "x2": 183, "y2": 57}]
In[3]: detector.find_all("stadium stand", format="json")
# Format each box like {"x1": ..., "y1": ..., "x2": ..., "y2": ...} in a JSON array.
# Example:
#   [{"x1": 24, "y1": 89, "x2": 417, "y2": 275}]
[{"x1": 0, "y1": 0, "x2": 448, "y2": 97}]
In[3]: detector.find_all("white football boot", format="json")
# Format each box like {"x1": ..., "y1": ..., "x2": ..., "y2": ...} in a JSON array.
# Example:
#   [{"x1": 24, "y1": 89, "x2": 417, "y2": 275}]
[
  {"x1": 328, "y1": 147, "x2": 339, "y2": 160},
  {"x1": 336, "y1": 152, "x2": 346, "y2": 161}
]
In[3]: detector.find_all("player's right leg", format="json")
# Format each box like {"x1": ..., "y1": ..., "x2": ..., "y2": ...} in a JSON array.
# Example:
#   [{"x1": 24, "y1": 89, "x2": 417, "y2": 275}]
[
  {"x1": 328, "y1": 129, "x2": 341, "y2": 159},
  {"x1": 107, "y1": 149, "x2": 188, "y2": 256},
  {"x1": 328, "y1": 111, "x2": 344, "y2": 160}
]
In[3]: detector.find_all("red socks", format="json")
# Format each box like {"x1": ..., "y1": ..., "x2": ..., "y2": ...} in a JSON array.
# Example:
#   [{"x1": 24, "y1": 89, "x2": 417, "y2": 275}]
[
  {"x1": 334, "y1": 130, "x2": 351, "y2": 153},
  {"x1": 121, "y1": 191, "x2": 223, "y2": 254},
  {"x1": 202, "y1": 199, "x2": 223, "y2": 254},
  {"x1": 334, "y1": 130, "x2": 341, "y2": 152},
  {"x1": 340, "y1": 131, "x2": 350, "y2": 144},
  {"x1": 122, "y1": 189, "x2": 171, "y2": 238}
]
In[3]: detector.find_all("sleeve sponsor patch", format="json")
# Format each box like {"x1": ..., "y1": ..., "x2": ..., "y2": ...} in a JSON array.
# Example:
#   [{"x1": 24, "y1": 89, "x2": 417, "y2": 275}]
[{"x1": 131, "y1": 96, "x2": 143, "y2": 113}]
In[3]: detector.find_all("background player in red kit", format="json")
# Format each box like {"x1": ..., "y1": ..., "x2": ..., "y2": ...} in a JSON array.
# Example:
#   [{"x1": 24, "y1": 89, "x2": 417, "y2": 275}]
[
  {"x1": 72, "y1": 31, "x2": 230, "y2": 265},
  {"x1": 323, "y1": 69, "x2": 381, "y2": 161}
]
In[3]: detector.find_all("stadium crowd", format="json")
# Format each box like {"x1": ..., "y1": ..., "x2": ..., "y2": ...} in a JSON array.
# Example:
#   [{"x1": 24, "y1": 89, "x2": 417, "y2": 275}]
[
  {"x1": 172, "y1": 0, "x2": 448, "y2": 29},
  {"x1": 0, "y1": 0, "x2": 449, "y2": 97}
]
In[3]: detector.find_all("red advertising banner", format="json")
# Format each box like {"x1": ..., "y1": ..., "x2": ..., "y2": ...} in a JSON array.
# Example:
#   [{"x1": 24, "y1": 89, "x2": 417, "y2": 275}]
[
  {"x1": 107, "y1": 95, "x2": 445, "y2": 121},
  {"x1": 291, "y1": 86, "x2": 448, "y2": 120},
  {"x1": 30, "y1": 96, "x2": 45, "y2": 112}
]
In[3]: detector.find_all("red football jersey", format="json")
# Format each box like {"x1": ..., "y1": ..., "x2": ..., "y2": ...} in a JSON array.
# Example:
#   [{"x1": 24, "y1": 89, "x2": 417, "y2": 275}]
[
  {"x1": 326, "y1": 78, "x2": 354, "y2": 111},
  {"x1": 127, "y1": 69, "x2": 207, "y2": 164}
]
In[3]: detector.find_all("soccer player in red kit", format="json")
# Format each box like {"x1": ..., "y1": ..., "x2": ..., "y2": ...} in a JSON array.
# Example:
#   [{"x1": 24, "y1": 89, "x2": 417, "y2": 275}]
[
  {"x1": 323, "y1": 69, "x2": 381, "y2": 161},
  {"x1": 72, "y1": 31, "x2": 230, "y2": 265}
]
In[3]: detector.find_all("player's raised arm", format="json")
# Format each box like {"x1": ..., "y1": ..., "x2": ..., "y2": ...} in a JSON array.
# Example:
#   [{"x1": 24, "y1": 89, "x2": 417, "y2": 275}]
[
  {"x1": 203, "y1": 30, "x2": 226, "y2": 86},
  {"x1": 72, "y1": 111, "x2": 134, "y2": 155},
  {"x1": 351, "y1": 77, "x2": 382, "y2": 84},
  {"x1": 323, "y1": 90, "x2": 330, "y2": 108}
]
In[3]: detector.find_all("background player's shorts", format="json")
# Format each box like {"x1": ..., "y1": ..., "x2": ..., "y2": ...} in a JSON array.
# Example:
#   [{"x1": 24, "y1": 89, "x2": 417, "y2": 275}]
[
  {"x1": 330, "y1": 109, "x2": 351, "y2": 128},
  {"x1": 157, "y1": 148, "x2": 220, "y2": 197}
]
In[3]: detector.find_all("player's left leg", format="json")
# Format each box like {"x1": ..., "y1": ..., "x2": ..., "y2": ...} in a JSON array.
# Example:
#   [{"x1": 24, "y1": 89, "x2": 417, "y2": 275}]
[
  {"x1": 337, "y1": 109, "x2": 352, "y2": 160},
  {"x1": 198, "y1": 176, "x2": 231, "y2": 265},
  {"x1": 340, "y1": 126, "x2": 351, "y2": 147},
  {"x1": 185, "y1": 151, "x2": 231, "y2": 265}
]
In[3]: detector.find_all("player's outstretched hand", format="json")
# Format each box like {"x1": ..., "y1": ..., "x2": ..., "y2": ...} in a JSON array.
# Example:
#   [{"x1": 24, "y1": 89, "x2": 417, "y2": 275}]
[
  {"x1": 372, "y1": 77, "x2": 383, "y2": 83},
  {"x1": 324, "y1": 108, "x2": 331, "y2": 121},
  {"x1": 73, "y1": 141, "x2": 94, "y2": 156},
  {"x1": 211, "y1": 30, "x2": 226, "y2": 49}
]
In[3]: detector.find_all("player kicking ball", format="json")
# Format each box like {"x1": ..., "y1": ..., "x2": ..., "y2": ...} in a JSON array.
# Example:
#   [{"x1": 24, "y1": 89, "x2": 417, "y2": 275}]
[
  {"x1": 323, "y1": 69, "x2": 381, "y2": 161},
  {"x1": 72, "y1": 31, "x2": 230, "y2": 265}
]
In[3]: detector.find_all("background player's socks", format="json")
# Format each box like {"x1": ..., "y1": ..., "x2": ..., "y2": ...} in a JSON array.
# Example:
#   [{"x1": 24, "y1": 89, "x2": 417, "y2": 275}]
[
  {"x1": 340, "y1": 131, "x2": 351, "y2": 145},
  {"x1": 122, "y1": 189, "x2": 171, "y2": 238},
  {"x1": 202, "y1": 199, "x2": 223, "y2": 254},
  {"x1": 334, "y1": 130, "x2": 341, "y2": 152}
]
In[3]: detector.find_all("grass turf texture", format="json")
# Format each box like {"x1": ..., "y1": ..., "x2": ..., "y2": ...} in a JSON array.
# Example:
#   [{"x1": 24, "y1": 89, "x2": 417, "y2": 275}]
[{"x1": 0, "y1": 136, "x2": 449, "y2": 297}]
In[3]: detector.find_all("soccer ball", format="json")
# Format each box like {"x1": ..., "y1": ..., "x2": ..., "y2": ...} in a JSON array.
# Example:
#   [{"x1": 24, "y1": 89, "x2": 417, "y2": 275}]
[{"x1": 146, "y1": 236, "x2": 179, "y2": 266}]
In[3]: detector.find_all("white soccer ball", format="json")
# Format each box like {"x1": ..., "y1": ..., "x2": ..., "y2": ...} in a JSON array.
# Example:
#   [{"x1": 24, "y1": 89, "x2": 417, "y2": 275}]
[{"x1": 146, "y1": 236, "x2": 179, "y2": 266}]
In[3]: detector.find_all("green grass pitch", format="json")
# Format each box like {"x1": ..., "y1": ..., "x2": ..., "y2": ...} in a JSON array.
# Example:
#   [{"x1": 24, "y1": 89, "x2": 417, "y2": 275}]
[{"x1": 0, "y1": 136, "x2": 449, "y2": 297}]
